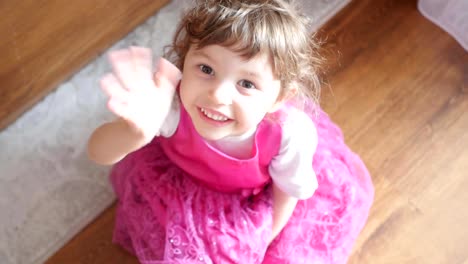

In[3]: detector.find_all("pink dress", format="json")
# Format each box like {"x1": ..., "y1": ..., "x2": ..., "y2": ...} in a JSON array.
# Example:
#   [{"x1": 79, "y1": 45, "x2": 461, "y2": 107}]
[{"x1": 110, "y1": 101, "x2": 374, "y2": 264}]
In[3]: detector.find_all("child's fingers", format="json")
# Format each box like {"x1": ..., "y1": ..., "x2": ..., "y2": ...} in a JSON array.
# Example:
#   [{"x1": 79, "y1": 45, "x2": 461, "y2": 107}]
[
  {"x1": 107, "y1": 98, "x2": 129, "y2": 120},
  {"x1": 108, "y1": 49, "x2": 136, "y2": 91},
  {"x1": 130, "y1": 46, "x2": 153, "y2": 80},
  {"x1": 100, "y1": 73, "x2": 130, "y2": 103}
]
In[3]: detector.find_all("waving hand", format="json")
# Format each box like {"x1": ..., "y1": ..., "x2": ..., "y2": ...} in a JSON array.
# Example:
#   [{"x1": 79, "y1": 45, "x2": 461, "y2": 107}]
[{"x1": 100, "y1": 47, "x2": 181, "y2": 141}]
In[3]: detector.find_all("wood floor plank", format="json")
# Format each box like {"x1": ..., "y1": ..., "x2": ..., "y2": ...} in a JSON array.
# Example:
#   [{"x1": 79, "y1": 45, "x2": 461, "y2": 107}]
[
  {"x1": 348, "y1": 176, "x2": 419, "y2": 263},
  {"x1": 0, "y1": 0, "x2": 169, "y2": 131},
  {"x1": 318, "y1": 0, "x2": 468, "y2": 263},
  {"x1": 44, "y1": 204, "x2": 139, "y2": 264}
]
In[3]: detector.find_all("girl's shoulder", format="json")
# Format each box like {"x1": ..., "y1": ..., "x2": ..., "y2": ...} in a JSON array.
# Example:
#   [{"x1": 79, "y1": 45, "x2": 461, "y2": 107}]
[
  {"x1": 269, "y1": 104, "x2": 317, "y2": 134},
  {"x1": 280, "y1": 107, "x2": 317, "y2": 147}
]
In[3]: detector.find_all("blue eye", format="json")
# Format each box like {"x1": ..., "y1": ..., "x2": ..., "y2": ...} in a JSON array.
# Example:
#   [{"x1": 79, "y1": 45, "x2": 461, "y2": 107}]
[
  {"x1": 199, "y1": 64, "x2": 214, "y2": 75},
  {"x1": 238, "y1": 80, "x2": 256, "y2": 89}
]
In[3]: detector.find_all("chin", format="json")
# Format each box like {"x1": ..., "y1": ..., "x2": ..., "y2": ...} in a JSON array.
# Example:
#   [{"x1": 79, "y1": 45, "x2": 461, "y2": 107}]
[{"x1": 191, "y1": 120, "x2": 235, "y2": 141}]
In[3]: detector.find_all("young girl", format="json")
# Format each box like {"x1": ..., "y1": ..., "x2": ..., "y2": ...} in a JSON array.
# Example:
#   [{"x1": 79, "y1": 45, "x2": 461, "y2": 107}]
[{"x1": 88, "y1": 0, "x2": 374, "y2": 263}]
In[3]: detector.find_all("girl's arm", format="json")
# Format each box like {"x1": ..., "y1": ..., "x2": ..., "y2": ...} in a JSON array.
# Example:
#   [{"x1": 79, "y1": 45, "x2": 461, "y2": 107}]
[
  {"x1": 269, "y1": 182, "x2": 299, "y2": 244},
  {"x1": 87, "y1": 118, "x2": 149, "y2": 165},
  {"x1": 267, "y1": 110, "x2": 318, "y2": 243},
  {"x1": 87, "y1": 47, "x2": 181, "y2": 165}
]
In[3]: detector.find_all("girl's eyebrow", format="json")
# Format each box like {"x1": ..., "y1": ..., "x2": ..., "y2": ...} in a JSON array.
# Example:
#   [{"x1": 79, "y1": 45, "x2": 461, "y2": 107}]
[
  {"x1": 192, "y1": 49, "x2": 215, "y2": 62},
  {"x1": 241, "y1": 70, "x2": 262, "y2": 80}
]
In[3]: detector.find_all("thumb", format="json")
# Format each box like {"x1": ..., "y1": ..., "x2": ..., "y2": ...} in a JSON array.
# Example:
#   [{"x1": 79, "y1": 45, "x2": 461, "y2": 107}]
[{"x1": 154, "y1": 58, "x2": 182, "y2": 88}]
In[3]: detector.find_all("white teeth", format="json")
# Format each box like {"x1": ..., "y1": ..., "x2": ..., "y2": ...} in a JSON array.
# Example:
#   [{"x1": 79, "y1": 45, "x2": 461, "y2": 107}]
[{"x1": 201, "y1": 108, "x2": 229, "y2": 121}]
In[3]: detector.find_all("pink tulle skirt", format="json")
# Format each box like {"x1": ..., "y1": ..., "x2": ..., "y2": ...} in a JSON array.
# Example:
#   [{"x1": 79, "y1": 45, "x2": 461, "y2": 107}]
[{"x1": 110, "y1": 108, "x2": 374, "y2": 264}]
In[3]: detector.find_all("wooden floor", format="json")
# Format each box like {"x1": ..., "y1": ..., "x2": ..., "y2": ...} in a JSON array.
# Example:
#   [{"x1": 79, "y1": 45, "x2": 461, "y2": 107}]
[
  {"x1": 37, "y1": 0, "x2": 468, "y2": 263},
  {"x1": 0, "y1": 0, "x2": 169, "y2": 131}
]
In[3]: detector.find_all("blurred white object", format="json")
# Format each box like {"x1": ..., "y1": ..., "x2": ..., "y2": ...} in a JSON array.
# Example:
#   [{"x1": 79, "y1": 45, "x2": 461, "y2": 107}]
[{"x1": 418, "y1": 0, "x2": 468, "y2": 51}]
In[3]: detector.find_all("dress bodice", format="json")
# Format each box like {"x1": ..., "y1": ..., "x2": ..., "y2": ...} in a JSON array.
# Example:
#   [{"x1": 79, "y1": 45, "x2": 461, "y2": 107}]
[{"x1": 158, "y1": 104, "x2": 283, "y2": 194}]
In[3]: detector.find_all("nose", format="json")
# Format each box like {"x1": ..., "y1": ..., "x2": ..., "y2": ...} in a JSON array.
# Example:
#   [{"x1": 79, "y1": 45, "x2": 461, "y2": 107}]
[{"x1": 209, "y1": 81, "x2": 233, "y2": 105}]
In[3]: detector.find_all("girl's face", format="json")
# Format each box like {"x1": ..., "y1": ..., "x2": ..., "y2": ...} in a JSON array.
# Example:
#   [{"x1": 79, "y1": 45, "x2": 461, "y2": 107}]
[{"x1": 180, "y1": 44, "x2": 283, "y2": 141}]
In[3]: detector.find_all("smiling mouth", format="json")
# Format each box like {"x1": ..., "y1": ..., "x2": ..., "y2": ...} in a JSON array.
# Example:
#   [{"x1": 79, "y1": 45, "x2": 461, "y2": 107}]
[{"x1": 199, "y1": 107, "x2": 231, "y2": 122}]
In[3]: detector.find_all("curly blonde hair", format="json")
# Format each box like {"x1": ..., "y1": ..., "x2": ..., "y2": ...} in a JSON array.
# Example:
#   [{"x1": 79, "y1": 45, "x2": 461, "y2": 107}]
[{"x1": 165, "y1": 0, "x2": 322, "y2": 106}]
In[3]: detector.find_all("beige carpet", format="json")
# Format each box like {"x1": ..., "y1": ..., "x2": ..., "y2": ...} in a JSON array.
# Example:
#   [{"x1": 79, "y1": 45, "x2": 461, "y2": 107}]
[{"x1": 0, "y1": 1, "x2": 350, "y2": 263}]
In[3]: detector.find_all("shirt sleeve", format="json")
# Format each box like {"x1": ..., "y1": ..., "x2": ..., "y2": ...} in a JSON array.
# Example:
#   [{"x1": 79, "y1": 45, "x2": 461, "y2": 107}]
[
  {"x1": 268, "y1": 109, "x2": 318, "y2": 199},
  {"x1": 159, "y1": 100, "x2": 180, "y2": 138}
]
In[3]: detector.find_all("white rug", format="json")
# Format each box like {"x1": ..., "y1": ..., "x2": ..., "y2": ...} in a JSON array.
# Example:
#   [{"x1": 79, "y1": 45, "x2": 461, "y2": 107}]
[
  {"x1": 418, "y1": 0, "x2": 468, "y2": 51},
  {"x1": 0, "y1": 0, "x2": 350, "y2": 263}
]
